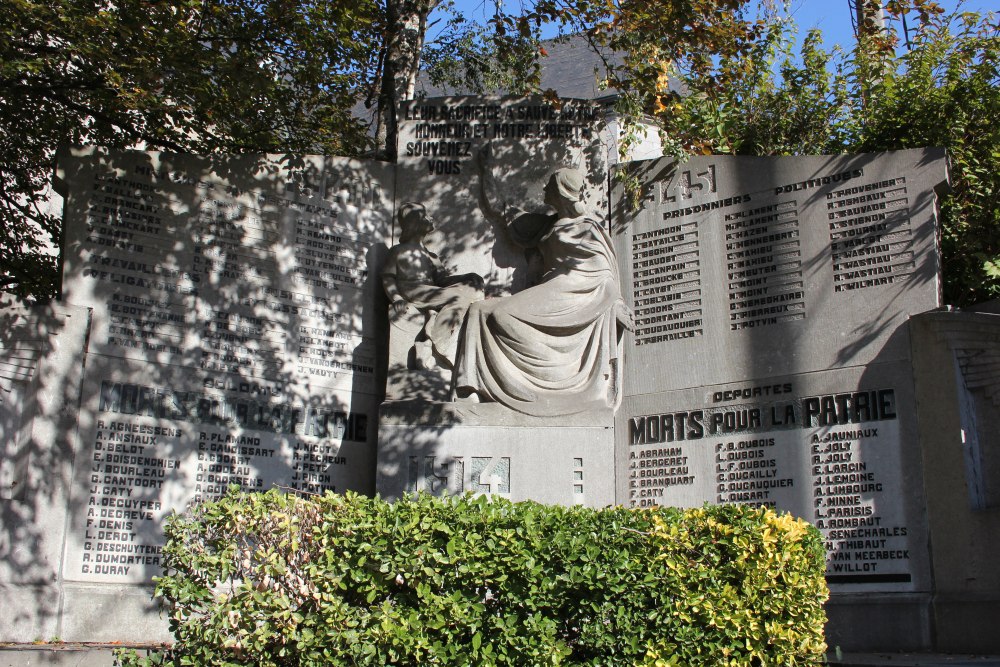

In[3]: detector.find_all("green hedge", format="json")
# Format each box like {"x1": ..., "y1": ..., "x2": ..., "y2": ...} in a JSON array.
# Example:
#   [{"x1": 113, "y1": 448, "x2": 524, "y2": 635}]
[{"x1": 117, "y1": 489, "x2": 828, "y2": 666}]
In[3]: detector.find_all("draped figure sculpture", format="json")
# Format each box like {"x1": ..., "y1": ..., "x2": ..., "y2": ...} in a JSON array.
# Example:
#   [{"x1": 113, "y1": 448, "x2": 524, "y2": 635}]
[
  {"x1": 453, "y1": 147, "x2": 633, "y2": 416},
  {"x1": 382, "y1": 203, "x2": 483, "y2": 383}
]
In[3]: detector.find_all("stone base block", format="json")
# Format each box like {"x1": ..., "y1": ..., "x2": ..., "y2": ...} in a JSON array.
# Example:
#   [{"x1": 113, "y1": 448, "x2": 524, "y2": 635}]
[
  {"x1": 60, "y1": 585, "x2": 170, "y2": 643},
  {"x1": 0, "y1": 583, "x2": 171, "y2": 644},
  {"x1": 825, "y1": 593, "x2": 932, "y2": 653},
  {"x1": 0, "y1": 646, "x2": 122, "y2": 667},
  {"x1": 376, "y1": 401, "x2": 615, "y2": 507},
  {"x1": 932, "y1": 594, "x2": 1000, "y2": 653},
  {"x1": 0, "y1": 585, "x2": 62, "y2": 643}
]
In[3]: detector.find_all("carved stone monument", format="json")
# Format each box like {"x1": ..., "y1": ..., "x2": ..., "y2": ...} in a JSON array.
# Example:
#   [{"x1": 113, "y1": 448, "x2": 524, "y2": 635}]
[
  {"x1": 3, "y1": 93, "x2": 991, "y2": 654},
  {"x1": 375, "y1": 96, "x2": 622, "y2": 506},
  {"x1": 611, "y1": 149, "x2": 949, "y2": 650},
  {"x1": 0, "y1": 148, "x2": 393, "y2": 642}
]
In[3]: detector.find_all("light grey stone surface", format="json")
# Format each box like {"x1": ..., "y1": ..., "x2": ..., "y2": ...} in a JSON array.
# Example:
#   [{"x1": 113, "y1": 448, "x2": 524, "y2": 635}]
[
  {"x1": 609, "y1": 149, "x2": 949, "y2": 652},
  {"x1": 0, "y1": 585, "x2": 62, "y2": 643},
  {"x1": 613, "y1": 149, "x2": 948, "y2": 393},
  {"x1": 825, "y1": 592, "x2": 934, "y2": 653},
  {"x1": 377, "y1": 95, "x2": 621, "y2": 501},
  {"x1": 0, "y1": 648, "x2": 122, "y2": 667},
  {"x1": 377, "y1": 402, "x2": 614, "y2": 506},
  {"x1": 59, "y1": 584, "x2": 170, "y2": 642},
  {"x1": 396, "y1": 95, "x2": 610, "y2": 299},
  {"x1": 0, "y1": 303, "x2": 91, "y2": 642},
  {"x1": 381, "y1": 202, "x2": 484, "y2": 400},
  {"x1": 616, "y1": 361, "x2": 930, "y2": 592},
  {"x1": 12, "y1": 148, "x2": 396, "y2": 639},
  {"x1": 910, "y1": 309, "x2": 1000, "y2": 653}
]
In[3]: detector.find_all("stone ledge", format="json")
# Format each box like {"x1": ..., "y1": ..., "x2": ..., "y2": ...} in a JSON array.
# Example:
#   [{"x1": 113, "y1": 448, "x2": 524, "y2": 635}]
[{"x1": 379, "y1": 399, "x2": 614, "y2": 427}]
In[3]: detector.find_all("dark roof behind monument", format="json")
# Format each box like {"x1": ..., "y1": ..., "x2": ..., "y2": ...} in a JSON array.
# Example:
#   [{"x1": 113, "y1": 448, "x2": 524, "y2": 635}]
[{"x1": 414, "y1": 33, "x2": 624, "y2": 103}]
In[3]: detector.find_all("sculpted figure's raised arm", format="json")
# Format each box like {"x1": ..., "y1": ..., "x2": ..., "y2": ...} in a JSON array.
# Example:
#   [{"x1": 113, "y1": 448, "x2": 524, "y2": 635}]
[{"x1": 452, "y1": 145, "x2": 633, "y2": 416}]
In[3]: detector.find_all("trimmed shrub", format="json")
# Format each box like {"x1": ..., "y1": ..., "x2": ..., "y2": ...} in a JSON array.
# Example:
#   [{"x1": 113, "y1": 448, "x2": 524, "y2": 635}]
[{"x1": 117, "y1": 489, "x2": 827, "y2": 666}]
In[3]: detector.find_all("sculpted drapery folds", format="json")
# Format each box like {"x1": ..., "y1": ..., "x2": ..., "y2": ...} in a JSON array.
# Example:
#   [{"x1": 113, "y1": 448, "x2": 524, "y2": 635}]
[
  {"x1": 450, "y1": 146, "x2": 633, "y2": 416},
  {"x1": 381, "y1": 148, "x2": 633, "y2": 416}
]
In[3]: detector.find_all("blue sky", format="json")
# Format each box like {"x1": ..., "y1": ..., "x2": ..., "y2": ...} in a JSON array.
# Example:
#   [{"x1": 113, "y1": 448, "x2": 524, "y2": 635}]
[
  {"x1": 786, "y1": 0, "x2": 996, "y2": 50},
  {"x1": 431, "y1": 0, "x2": 997, "y2": 52}
]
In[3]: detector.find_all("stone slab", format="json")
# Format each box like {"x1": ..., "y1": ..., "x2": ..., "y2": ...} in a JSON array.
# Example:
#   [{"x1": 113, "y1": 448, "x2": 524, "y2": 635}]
[
  {"x1": 0, "y1": 648, "x2": 122, "y2": 667},
  {"x1": 615, "y1": 360, "x2": 930, "y2": 593},
  {"x1": 377, "y1": 402, "x2": 614, "y2": 506},
  {"x1": 59, "y1": 585, "x2": 170, "y2": 643},
  {"x1": 910, "y1": 310, "x2": 1000, "y2": 653},
  {"x1": 0, "y1": 585, "x2": 62, "y2": 643},
  {"x1": 47, "y1": 148, "x2": 393, "y2": 622},
  {"x1": 57, "y1": 148, "x2": 392, "y2": 387},
  {"x1": 612, "y1": 149, "x2": 947, "y2": 395},
  {"x1": 608, "y1": 149, "x2": 948, "y2": 647},
  {"x1": 825, "y1": 593, "x2": 933, "y2": 653},
  {"x1": 62, "y1": 354, "x2": 377, "y2": 585},
  {"x1": 396, "y1": 95, "x2": 610, "y2": 295},
  {"x1": 931, "y1": 594, "x2": 1000, "y2": 654},
  {"x1": 0, "y1": 304, "x2": 91, "y2": 642}
]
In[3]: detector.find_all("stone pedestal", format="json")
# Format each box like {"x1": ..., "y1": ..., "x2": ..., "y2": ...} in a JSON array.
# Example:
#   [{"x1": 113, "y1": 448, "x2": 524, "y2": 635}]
[
  {"x1": 910, "y1": 305, "x2": 1000, "y2": 653},
  {"x1": 376, "y1": 402, "x2": 615, "y2": 507},
  {"x1": 0, "y1": 303, "x2": 92, "y2": 642}
]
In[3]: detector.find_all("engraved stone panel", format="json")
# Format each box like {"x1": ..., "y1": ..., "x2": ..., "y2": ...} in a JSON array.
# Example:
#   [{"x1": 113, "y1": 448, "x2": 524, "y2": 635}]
[
  {"x1": 612, "y1": 150, "x2": 948, "y2": 603},
  {"x1": 396, "y1": 95, "x2": 610, "y2": 296},
  {"x1": 56, "y1": 148, "x2": 393, "y2": 586},
  {"x1": 616, "y1": 363, "x2": 928, "y2": 591},
  {"x1": 613, "y1": 149, "x2": 947, "y2": 393},
  {"x1": 378, "y1": 403, "x2": 614, "y2": 507}
]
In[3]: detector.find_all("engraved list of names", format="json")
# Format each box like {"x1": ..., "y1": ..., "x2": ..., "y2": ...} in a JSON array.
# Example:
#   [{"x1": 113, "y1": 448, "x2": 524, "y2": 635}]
[{"x1": 59, "y1": 149, "x2": 392, "y2": 583}]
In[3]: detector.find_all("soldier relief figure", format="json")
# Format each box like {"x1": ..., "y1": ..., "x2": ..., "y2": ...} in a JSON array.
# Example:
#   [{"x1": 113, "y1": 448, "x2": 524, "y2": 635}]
[{"x1": 382, "y1": 146, "x2": 633, "y2": 416}]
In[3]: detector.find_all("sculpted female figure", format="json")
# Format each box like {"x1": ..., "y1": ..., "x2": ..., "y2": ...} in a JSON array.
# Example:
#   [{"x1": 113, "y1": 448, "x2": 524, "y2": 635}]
[{"x1": 453, "y1": 147, "x2": 633, "y2": 416}]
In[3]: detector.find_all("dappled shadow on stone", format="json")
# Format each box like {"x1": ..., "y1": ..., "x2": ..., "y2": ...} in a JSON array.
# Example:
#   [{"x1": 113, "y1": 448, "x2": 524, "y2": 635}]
[{"x1": 0, "y1": 147, "x2": 397, "y2": 641}]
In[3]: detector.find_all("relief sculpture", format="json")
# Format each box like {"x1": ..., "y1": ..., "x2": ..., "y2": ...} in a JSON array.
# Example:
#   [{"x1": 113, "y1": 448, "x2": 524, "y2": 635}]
[
  {"x1": 381, "y1": 202, "x2": 484, "y2": 400},
  {"x1": 382, "y1": 146, "x2": 632, "y2": 416}
]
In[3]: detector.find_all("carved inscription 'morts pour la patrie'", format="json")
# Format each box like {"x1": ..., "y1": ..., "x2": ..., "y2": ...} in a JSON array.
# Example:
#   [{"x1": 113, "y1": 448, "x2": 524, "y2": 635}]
[
  {"x1": 57, "y1": 148, "x2": 393, "y2": 583},
  {"x1": 614, "y1": 149, "x2": 948, "y2": 592},
  {"x1": 624, "y1": 372, "x2": 915, "y2": 587}
]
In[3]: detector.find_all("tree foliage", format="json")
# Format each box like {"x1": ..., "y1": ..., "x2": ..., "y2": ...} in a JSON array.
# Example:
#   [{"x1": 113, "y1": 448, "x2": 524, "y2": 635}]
[
  {"x1": 1, "y1": 0, "x2": 378, "y2": 300},
  {"x1": 417, "y1": 0, "x2": 998, "y2": 306},
  {"x1": 2, "y1": 0, "x2": 774, "y2": 302},
  {"x1": 420, "y1": 0, "x2": 542, "y2": 96},
  {"x1": 6, "y1": 0, "x2": 994, "y2": 304},
  {"x1": 851, "y1": 7, "x2": 1000, "y2": 306}
]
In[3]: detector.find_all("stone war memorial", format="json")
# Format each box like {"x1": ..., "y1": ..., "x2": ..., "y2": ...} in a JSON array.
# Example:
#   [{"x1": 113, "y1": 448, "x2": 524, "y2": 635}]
[{"x1": 2, "y1": 94, "x2": 1000, "y2": 654}]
